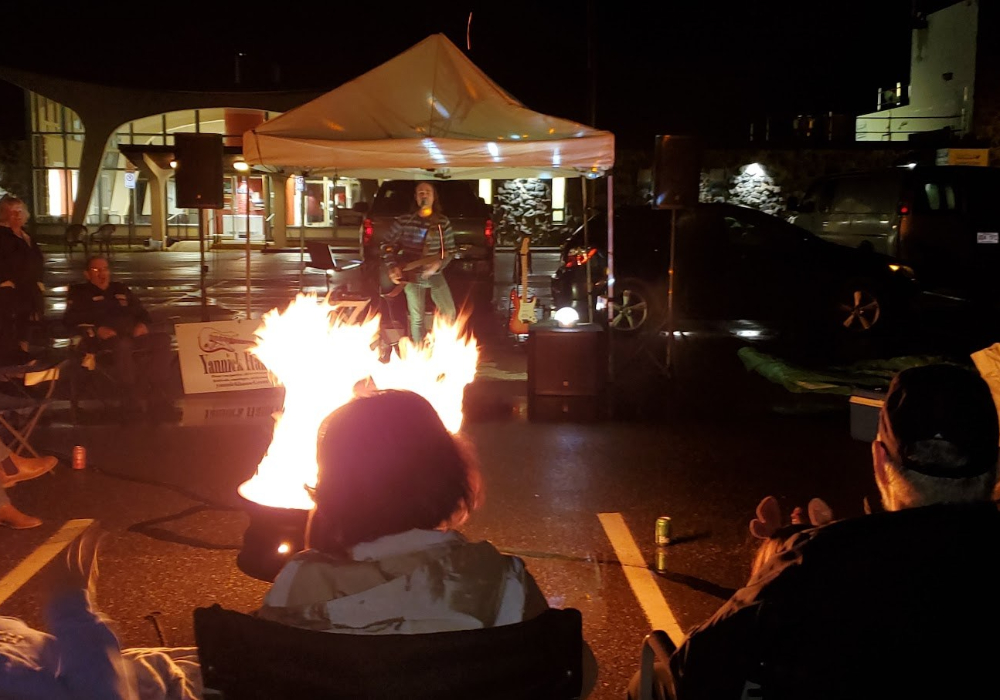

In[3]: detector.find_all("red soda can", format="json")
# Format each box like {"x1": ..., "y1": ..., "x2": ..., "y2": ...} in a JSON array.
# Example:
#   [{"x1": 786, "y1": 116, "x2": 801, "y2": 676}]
[{"x1": 72, "y1": 446, "x2": 86, "y2": 470}]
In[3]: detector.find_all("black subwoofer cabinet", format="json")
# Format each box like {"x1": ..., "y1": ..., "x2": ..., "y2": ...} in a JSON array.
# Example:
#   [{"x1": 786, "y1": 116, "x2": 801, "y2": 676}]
[{"x1": 527, "y1": 323, "x2": 607, "y2": 421}]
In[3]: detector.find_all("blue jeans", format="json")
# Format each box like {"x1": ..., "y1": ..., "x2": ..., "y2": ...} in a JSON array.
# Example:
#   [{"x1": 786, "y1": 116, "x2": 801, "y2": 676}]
[{"x1": 403, "y1": 273, "x2": 456, "y2": 343}]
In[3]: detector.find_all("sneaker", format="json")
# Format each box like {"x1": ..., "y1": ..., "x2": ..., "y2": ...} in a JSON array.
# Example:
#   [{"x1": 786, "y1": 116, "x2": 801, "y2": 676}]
[
  {"x1": 0, "y1": 453, "x2": 58, "y2": 488},
  {"x1": 0, "y1": 503, "x2": 42, "y2": 529}
]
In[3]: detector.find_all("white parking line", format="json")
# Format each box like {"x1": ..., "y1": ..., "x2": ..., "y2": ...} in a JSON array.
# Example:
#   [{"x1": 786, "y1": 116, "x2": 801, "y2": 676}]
[
  {"x1": 598, "y1": 512, "x2": 684, "y2": 647},
  {"x1": 0, "y1": 519, "x2": 95, "y2": 606}
]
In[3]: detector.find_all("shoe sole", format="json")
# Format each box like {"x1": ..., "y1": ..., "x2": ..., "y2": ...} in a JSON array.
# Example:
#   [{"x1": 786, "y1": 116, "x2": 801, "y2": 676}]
[
  {"x1": 0, "y1": 518, "x2": 43, "y2": 529},
  {"x1": 0, "y1": 460, "x2": 57, "y2": 488}
]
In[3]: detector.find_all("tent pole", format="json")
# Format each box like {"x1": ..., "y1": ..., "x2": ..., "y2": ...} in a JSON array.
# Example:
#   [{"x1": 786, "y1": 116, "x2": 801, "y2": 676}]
[
  {"x1": 199, "y1": 209, "x2": 209, "y2": 322},
  {"x1": 245, "y1": 174, "x2": 252, "y2": 319},
  {"x1": 299, "y1": 172, "x2": 306, "y2": 292},
  {"x1": 606, "y1": 174, "x2": 614, "y2": 418},
  {"x1": 582, "y1": 178, "x2": 593, "y2": 324}
]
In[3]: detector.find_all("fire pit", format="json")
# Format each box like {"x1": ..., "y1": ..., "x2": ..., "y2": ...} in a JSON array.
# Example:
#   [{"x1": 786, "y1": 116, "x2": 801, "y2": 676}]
[
  {"x1": 234, "y1": 294, "x2": 479, "y2": 581},
  {"x1": 236, "y1": 494, "x2": 309, "y2": 582}
]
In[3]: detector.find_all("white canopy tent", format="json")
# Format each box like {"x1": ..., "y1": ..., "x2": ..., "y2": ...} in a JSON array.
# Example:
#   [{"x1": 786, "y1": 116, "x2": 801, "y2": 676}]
[
  {"x1": 242, "y1": 33, "x2": 614, "y2": 180},
  {"x1": 243, "y1": 32, "x2": 616, "y2": 336}
]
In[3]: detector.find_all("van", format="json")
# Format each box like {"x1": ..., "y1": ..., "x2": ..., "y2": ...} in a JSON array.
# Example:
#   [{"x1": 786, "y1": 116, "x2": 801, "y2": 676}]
[{"x1": 789, "y1": 166, "x2": 1000, "y2": 301}]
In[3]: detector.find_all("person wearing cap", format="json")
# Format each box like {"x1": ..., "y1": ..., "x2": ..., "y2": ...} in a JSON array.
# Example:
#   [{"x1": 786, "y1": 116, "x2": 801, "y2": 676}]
[{"x1": 652, "y1": 363, "x2": 1000, "y2": 700}]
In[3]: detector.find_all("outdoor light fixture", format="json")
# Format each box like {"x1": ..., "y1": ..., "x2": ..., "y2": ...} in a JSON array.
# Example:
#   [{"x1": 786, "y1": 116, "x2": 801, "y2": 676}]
[
  {"x1": 745, "y1": 162, "x2": 765, "y2": 177},
  {"x1": 234, "y1": 158, "x2": 250, "y2": 172},
  {"x1": 169, "y1": 160, "x2": 178, "y2": 169},
  {"x1": 554, "y1": 306, "x2": 580, "y2": 328}
]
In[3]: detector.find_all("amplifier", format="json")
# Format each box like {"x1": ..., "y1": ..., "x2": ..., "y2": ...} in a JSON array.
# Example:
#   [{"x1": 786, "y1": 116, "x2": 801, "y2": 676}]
[{"x1": 527, "y1": 323, "x2": 607, "y2": 421}]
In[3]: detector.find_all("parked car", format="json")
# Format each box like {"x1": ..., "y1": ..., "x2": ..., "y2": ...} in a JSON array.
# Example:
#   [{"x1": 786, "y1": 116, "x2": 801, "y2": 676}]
[
  {"x1": 788, "y1": 165, "x2": 1000, "y2": 303},
  {"x1": 359, "y1": 180, "x2": 495, "y2": 297},
  {"x1": 551, "y1": 203, "x2": 915, "y2": 349}
]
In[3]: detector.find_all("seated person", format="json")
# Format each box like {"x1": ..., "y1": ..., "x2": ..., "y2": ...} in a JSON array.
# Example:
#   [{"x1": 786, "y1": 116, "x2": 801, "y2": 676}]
[
  {"x1": 658, "y1": 364, "x2": 1000, "y2": 699},
  {"x1": 0, "y1": 525, "x2": 202, "y2": 699},
  {"x1": 258, "y1": 389, "x2": 549, "y2": 632},
  {"x1": 63, "y1": 256, "x2": 174, "y2": 414}
]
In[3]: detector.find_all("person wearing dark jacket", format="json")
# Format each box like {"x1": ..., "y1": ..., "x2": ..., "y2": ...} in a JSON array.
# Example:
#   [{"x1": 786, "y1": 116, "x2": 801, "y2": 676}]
[
  {"x1": 64, "y1": 256, "x2": 174, "y2": 415},
  {"x1": 0, "y1": 195, "x2": 45, "y2": 363},
  {"x1": 657, "y1": 364, "x2": 1000, "y2": 700}
]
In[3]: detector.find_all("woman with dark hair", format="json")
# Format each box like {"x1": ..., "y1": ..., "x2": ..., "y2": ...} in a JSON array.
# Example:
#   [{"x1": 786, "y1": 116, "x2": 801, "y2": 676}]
[
  {"x1": 0, "y1": 194, "x2": 46, "y2": 363},
  {"x1": 258, "y1": 389, "x2": 549, "y2": 633}
]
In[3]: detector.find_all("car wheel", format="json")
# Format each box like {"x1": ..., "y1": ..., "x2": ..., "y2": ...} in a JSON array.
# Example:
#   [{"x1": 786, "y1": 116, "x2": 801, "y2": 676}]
[
  {"x1": 834, "y1": 279, "x2": 883, "y2": 334},
  {"x1": 607, "y1": 279, "x2": 656, "y2": 333}
]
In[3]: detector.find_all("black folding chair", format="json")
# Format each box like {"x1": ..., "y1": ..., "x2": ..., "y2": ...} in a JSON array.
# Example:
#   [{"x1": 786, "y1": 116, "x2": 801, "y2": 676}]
[
  {"x1": 194, "y1": 604, "x2": 584, "y2": 700},
  {"x1": 0, "y1": 361, "x2": 62, "y2": 458},
  {"x1": 305, "y1": 241, "x2": 362, "y2": 293}
]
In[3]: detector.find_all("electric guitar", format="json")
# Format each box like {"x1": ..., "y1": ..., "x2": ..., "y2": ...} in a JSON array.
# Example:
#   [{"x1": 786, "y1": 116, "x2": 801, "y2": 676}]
[
  {"x1": 378, "y1": 251, "x2": 447, "y2": 298},
  {"x1": 198, "y1": 327, "x2": 258, "y2": 353},
  {"x1": 508, "y1": 236, "x2": 537, "y2": 334}
]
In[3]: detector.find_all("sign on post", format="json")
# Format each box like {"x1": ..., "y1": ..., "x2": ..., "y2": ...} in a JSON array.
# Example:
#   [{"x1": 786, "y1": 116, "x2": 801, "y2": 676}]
[
  {"x1": 175, "y1": 319, "x2": 276, "y2": 394},
  {"x1": 124, "y1": 171, "x2": 137, "y2": 190}
]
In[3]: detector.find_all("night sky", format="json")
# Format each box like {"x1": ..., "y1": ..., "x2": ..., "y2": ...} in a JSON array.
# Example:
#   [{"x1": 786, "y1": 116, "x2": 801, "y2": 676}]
[{"x1": 0, "y1": 1, "x2": 927, "y2": 148}]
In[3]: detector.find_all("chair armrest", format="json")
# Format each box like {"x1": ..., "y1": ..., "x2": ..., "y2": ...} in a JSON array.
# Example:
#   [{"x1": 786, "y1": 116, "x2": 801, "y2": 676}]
[{"x1": 638, "y1": 630, "x2": 677, "y2": 700}]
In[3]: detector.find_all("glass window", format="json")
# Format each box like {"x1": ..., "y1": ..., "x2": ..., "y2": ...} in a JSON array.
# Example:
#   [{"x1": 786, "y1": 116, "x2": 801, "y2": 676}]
[{"x1": 829, "y1": 175, "x2": 899, "y2": 214}]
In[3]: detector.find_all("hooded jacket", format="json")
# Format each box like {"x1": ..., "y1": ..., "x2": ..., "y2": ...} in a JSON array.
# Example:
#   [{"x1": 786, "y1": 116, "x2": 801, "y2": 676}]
[{"x1": 257, "y1": 529, "x2": 548, "y2": 634}]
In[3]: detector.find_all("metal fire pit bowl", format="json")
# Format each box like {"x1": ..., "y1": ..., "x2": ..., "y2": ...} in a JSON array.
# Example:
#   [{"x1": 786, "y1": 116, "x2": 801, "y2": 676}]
[{"x1": 236, "y1": 493, "x2": 309, "y2": 583}]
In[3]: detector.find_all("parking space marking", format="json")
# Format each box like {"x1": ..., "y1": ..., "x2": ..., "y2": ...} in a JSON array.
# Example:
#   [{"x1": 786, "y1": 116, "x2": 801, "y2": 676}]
[
  {"x1": 0, "y1": 519, "x2": 95, "y2": 606},
  {"x1": 598, "y1": 512, "x2": 684, "y2": 647}
]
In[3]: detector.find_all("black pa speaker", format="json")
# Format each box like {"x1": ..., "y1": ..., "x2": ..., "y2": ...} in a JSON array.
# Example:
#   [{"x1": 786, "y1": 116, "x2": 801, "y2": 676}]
[
  {"x1": 527, "y1": 323, "x2": 607, "y2": 421},
  {"x1": 652, "y1": 135, "x2": 702, "y2": 209},
  {"x1": 175, "y1": 133, "x2": 224, "y2": 209}
]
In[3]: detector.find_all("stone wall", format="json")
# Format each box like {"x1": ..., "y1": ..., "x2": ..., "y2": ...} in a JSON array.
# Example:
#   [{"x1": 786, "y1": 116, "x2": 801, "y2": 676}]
[{"x1": 493, "y1": 178, "x2": 576, "y2": 247}]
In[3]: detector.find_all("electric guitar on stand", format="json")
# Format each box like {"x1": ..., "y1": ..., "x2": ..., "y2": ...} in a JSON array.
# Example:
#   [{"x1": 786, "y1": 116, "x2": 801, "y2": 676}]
[{"x1": 508, "y1": 235, "x2": 537, "y2": 335}]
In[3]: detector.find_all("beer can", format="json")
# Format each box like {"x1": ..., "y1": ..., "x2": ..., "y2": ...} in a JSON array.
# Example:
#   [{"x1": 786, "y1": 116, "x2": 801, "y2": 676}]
[
  {"x1": 655, "y1": 516, "x2": 672, "y2": 546},
  {"x1": 655, "y1": 547, "x2": 669, "y2": 574},
  {"x1": 72, "y1": 446, "x2": 86, "y2": 470}
]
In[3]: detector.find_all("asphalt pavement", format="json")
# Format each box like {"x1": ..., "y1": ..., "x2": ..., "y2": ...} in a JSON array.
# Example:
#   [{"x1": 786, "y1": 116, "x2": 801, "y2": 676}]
[{"x1": 1, "y1": 244, "x2": 883, "y2": 698}]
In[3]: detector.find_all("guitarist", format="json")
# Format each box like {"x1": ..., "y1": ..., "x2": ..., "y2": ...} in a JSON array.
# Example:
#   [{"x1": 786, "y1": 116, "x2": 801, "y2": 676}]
[{"x1": 386, "y1": 182, "x2": 457, "y2": 343}]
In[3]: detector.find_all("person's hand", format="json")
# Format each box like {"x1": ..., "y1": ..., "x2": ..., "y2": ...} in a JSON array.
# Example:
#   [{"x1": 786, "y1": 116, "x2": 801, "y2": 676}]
[
  {"x1": 749, "y1": 495, "x2": 833, "y2": 539},
  {"x1": 49, "y1": 526, "x2": 104, "y2": 600},
  {"x1": 132, "y1": 322, "x2": 149, "y2": 337},
  {"x1": 387, "y1": 265, "x2": 402, "y2": 284},
  {"x1": 96, "y1": 326, "x2": 117, "y2": 340},
  {"x1": 420, "y1": 261, "x2": 441, "y2": 279}
]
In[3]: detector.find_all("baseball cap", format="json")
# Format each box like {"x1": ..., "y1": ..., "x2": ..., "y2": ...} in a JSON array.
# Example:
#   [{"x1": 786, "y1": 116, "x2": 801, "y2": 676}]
[{"x1": 878, "y1": 364, "x2": 1000, "y2": 479}]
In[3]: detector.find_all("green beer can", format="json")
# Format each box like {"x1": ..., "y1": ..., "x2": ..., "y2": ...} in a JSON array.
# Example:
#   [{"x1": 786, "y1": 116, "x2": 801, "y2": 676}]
[{"x1": 655, "y1": 516, "x2": 672, "y2": 546}]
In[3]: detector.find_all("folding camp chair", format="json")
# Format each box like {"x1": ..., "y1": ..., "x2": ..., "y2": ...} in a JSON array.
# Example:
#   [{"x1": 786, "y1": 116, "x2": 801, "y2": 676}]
[
  {"x1": 194, "y1": 604, "x2": 584, "y2": 700},
  {"x1": 634, "y1": 630, "x2": 677, "y2": 700},
  {"x1": 0, "y1": 361, "x2": 61, "y2": 458},
  {"x1": 305, "y1": 242, "x2": 363, "y2": 293}
]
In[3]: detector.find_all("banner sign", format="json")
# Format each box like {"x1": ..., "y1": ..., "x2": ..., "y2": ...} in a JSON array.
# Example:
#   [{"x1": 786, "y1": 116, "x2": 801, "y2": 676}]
[{"x1": 175, "y1": 319, "x2": 276, "y2": 394}]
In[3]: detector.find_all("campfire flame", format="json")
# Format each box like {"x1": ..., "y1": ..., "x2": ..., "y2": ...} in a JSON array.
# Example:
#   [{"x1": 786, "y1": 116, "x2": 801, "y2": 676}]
[{"x1": 237, "y1": 293, "x2": 479, "y2": 511}]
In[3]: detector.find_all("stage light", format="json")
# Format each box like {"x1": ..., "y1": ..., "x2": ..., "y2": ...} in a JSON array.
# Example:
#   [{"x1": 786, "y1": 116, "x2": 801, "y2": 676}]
[{"x1": 554, "y1": 306, "x2": 580, "y2": 327}]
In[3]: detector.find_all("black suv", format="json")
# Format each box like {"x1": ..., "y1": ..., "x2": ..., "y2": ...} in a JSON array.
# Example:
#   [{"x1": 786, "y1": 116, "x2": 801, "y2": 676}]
[{"x1": 360, "y1": 180, "x2": 496, "y2": 296}]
